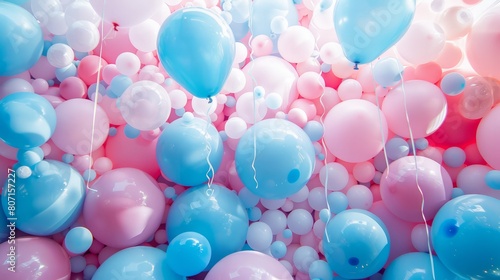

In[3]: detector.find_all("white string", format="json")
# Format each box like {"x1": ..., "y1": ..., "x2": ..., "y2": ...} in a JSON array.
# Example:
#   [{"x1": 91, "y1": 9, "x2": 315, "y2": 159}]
[
  {"x1": 203, "y1": 100, "x2": 216, "y2": 195},
  {"x1": 247, "y1": 3, "x2": 259, "y2": 191}
]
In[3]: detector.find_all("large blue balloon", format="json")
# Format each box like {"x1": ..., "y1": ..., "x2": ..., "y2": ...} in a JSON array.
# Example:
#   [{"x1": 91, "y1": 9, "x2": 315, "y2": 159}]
[
  {"x1": 1, "y1": 160, "x2": 85, "y2": 236},
  {"x1": 323, "y1": 209, "x2": 390, "y2": 279},
  {"x1": 235, "y1": 118, "x2": 315, "y2": 199},
  {"x1": 0, "y1": 92, "x2": 57, "y2": 149},
  {"x1": 156, "y1": 113, "x2": 223, "y2": 187},
  {"x1": 333, "y1": 0, "x2": 415, "y2": 68},
  {"x1": 93, "y1": 246, "x2": 183, "y2": 280},
  {"x1": 431, "y1": 194, "x2": 500, "y2": 279},
  {"x1": 0, "y1": 2, "x2": 43, "y2": 76},
  {"x1": 157, "y1": 7, "x2": 235, "y2": 99},
  {"x1": 167, "y1": 184, "x2": 249, "y2": 270},
  {"x1": 383, "y1": 252, "x2": 457, "y2": 280}
]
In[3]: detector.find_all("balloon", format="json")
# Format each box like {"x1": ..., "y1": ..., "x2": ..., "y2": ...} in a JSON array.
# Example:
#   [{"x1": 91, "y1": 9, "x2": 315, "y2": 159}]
[
  {"x1": 156, "y1": 113, "x2": 223, "y2": 186},
  {"x1": 323, "y1": 209, "x2": 390, "y2": 279},
  {"x1": 0, "y1": 2, "x2": 43, "y2": 76},
  {"x1": 333, "y1": 0, "x2": 416, "y2": 67},
  {"x1": 476, "y1": 105, "x2": 500, "y2": 170},
  {"x1": 431, "y1": 194, "x2": 500, "y2": 279},
  {"x1": 157, "y1": 7, "x2": 235, "y2": 99},
  {"x1": 205, "y1": 250, "x2": 293, "y2": 280},
  {"x1": 372, "y1": 57, "x2": 404, "y2": 88},
  {"x1": 396, "y1": 21, "x2": 446, "y2": 65},
  {"x1": 167, "y1": 184, "x2": 249, "y2": 269},
  {"x1": 166, "y1": 231, "x2": 212, "y2": 276},
  {"x1": 323, "y1": 99, "x2": 388, "y2": 163},
  {"x1": 0, "y1": 237, "x2": 70, "y2": 279},
  {"x1": 89, "y1": 0, "x2": 163, "y2": 28},
  {"x1": 0, "y1": 92, "x2": 56, "y2": 149},
  {"x1": 383, "y1": 252, "x2": 457, "y2": 280},
  {"x1": 64, "y1": 227, "x2": 93, "y2": 255},
  {"x1": 83, "y1": 168, "x2": 165, "y2": 248},
  {"x1": 235, "y1": 118, "x2": 315, "y2": 199},
  {"x1": 93, "y1": 246, "x2": 183, "y2": 280},
  {"x1": 1, "y1": 160, "x2": 85, "y2": 236}
]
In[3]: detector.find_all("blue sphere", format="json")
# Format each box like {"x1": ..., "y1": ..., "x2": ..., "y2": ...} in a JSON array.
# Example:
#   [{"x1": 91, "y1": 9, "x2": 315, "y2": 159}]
[
  {"x1": 235, "y1": 118, "x2": 315, "y2": 199},
  {"x1": 383, "y1": 252, "x2": 457, "y2": 280},
  {"x1": 0, "y1": 92, "x2": 57, "y2": 149},
  {"x1": 323, "y1": 209, "x2": 390, "y2": 279},
  {"x1": 431, "y1": 194, "x2": 500, "y2": 279},
  {"x1": 167, "y1": 184, "x2": 249, "y2": 269},
  {"x1": 0, "y1": 2, "x2": 43, "y2": 76},
  {"x1": 64, "y1": 227, "x2": 93, "y2": 255},
  {"x1": 1, "y1": 160, "x2": 85, "y2": 235},
  {"x1": 166, "y1": 231, "x2": 212, "y2": 276},
  {"x1": 156, "y1": 113, "x2": 223, "y2": 187}
]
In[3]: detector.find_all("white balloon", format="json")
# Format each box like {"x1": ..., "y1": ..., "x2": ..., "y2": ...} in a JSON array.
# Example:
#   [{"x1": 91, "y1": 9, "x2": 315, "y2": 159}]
[
  {"x1": 225, "y1": 116, "x2": 247, "y2": 139},
  {"x1": 47, "y1": 43, "x2": 75, "y2": 68},
  {"x1": 89, "y1": 0, "x2": 163, "y2": 27},
  {"x1": 65, "y1": 0, "x2": 101, "y2": 26},
  {"x1": 66, "y1": 20, "x2": 100, "y2": 52},
  {"x1": 129, "y1": 19, "x2": 160, "y2": 52}
]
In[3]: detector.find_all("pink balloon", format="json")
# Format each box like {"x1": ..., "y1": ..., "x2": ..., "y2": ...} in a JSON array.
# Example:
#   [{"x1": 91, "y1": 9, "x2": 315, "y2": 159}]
[
  {"x1": 77, "y1": 55, "x2": 108, "y2": 86},
  {"x1": 83, "y1": 168, "x2": 165, "y2": 248},
  {"x1": 0, "y1": 237, "x2": 70, "y2": 280},
  {"x1": 205, "y1": 251, "x2": 293, "y2": 280},
  {"x1": 323, "y1": 99, "x2": 388, "y2": 163},
  {"x1": 59, "y1": 76, "x2": 88, "y2": 100},
  {"x1": 456, "y1": 164, "x2": 500, "y2": 199},
  {"x1": 476, "y1": 104, "x2": 500, "y2": 169},
  {"x1": 297, "y1": 71, "x2": 325, "y2": 100},
  {"x1": 380, "y1": 156, "x2": 453, "y2": 223},
  {"x1": 382, "y1": 80, "x2": 447, "y2": 139},
  {"x1": 51, "y1": 99, "x2": 110, "y2": 155}
]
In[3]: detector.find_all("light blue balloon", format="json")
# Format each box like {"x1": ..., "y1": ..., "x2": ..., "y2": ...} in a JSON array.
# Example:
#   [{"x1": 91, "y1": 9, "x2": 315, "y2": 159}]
[
  {"x1": 333, "y1": 0, "x2": 416, "y2": 67},
  {"x1": 166, "y1": 231, "x2": 212, "y2": 277},
  {"x1": 309, "y1": 260, "x2": 333, "y2": 280},
  {"x1": 0, "y1": 92, "x2": 57, "y2": 149},
  {"x1": 372, "y1": 57, "x2": 404, "y2": 87},
  {"x1": 64, "y1": 227, "x2": 93, "y2": 255},
  {"x1": 431, "y1": 194, "x2": 500, "y2": 279},
  {"x1": 235, "y1": 118, "x2": 315, "y2": 199},
  {"x1": 485, "y1": 170, "x2": 500, "y2": 190},
  {"x1": 167, "y1": 184, "x2": 249, "y2": 269},
  {"x1": 157, "y1": 7, "x2": 235, "y2": 99},
  {"x1": 0, "y1": 2, "x2": 43, "y2": 76},
  {"x1": 383, "y1": 252, "x2": 458, "y2": 280},
  {"x1": 1, "y1": 160, "x2": 85, "y2": 236},
  {"x1": 156, "y1": 113, "x2": 223, "y2": 187},
  {"x1": 93, "y1": 246, "x2": 184, "y2": 280},
  {"x1": 323, "y1": 209, "x2": 390, "y2": 279},
  {"x1": 440, "y1": 72, "x2": 466, "y2": 96}
]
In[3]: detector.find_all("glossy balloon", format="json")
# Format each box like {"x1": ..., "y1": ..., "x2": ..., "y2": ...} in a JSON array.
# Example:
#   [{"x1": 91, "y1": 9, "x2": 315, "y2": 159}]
[
  {"x1": 157, "y1": 7, "x2": 235, "y2": 99},
  {"x1": 383, "y1": 252, "x2": 457, "y2": 280},
  {"x1": 166, "y1": 231, "x2": 212, "y2": 276}
]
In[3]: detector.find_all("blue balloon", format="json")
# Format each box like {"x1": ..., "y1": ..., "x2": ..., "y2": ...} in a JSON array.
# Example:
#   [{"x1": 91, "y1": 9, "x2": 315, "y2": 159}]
[
  {"x1": 235, "y1": 118, "x2": 315, "y2": 199},
  {"x1": 383, "y1": 252, "x2": 457, "y2": 280},
  {"x1": 1, "y1": 160, "x2": 85, "y2": 236},
  {"x1": 64, "y1": 227, "x2": 93, "y2": 255},
  {"x1": 157, "y1": 7, "x2": 235, "y2": 99},
  {"x1": 333, "y1": 0, "x2": 416, "y2": 67},
  {"x1": 156, "y1": 113, "x2": 223, "y2": 187},
  {"x1": 0, "y1": 2, "x2": 43, "y2": 76},
  {"x1": 0, "y1": 92, "x2": 57, "y2": 149},
  {"x1": 431, "y1": 194, "x2": 500, "y2": 279},
  {"x1": 323, "y1": 209, "x2": 390, "y2": 279},
  {"x1": 167, "y1": 184, "x2": 249, "y2": 269},
  {"x1": 166, "y1": 231, "x2": 212, "y2": 277},
  {"x1": 485, "y1": 170, "x2": 500, "y2": 190},
  {"x1": 93, "y1": 246, "x2": 183, "y2": 280},
  {"x1": 440, "y1": 72, "x2": 466, "y2": 96}
]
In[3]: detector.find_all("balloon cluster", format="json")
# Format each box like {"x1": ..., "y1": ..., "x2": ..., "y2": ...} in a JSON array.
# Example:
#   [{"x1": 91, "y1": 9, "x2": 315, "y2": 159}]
[{"x1": 1, "y1": 0, "x2": 500, "y2": 279}]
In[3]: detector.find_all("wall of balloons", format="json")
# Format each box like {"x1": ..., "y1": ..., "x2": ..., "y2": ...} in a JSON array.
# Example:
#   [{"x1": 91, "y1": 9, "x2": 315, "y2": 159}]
[{"x1": 0, "y1": 0, "x2": 499, "y2": 279}]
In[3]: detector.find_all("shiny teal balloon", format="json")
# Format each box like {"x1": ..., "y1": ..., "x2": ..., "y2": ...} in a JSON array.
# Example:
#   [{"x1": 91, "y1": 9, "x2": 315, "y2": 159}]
[
  {"x1": 333, "y1": 0, "x2": 415, "y2": 68},
  {"x1": 0, "y1": 2, "x2": 43, "y2": 76},
  {"x1": 431, "y1": 194, "x2": 500, "y2": 279},
  {"x1": 166, "y1": 231, "x2": 212, "y2": 277},
  {"x1": 157, "y1": 7, "x2": 235, "y2": 99},
  {"x1": 383, "y1": 252, "x2": 457, "y2": 280}
]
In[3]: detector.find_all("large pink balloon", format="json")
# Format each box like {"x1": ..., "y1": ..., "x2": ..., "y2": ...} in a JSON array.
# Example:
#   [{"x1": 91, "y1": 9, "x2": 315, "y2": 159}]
[
  {"x1": 380, "y1": 156, "x2": 453, "y2": 223},
  {"x1": 476, "y1": 105, "x2": 500, "y2": 169},
  {"x1": 0, "y1": 237, "x2": 70, "y2": 280},
  {"x1": 51, "y1": 99, "x2": 109, "y2": 155},
  {"x1": 205, "y1": 250, "x2": 293, "y2": 280},
  {"x1": 323, "y1": 99, "x2": 388, "y2": 163},
  {"x1": 382, "y1": 80, "x2": 447, "y2": 138},
  {"x1": 83, "y1": 168, "x2": 165, "y2": 248}
]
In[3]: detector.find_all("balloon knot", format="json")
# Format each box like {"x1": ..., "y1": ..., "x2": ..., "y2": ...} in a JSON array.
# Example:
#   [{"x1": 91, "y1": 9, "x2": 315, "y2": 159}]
[
  {"x1": 208, "y1": 97, "x2": 213, "y2": 103},
  {"x1": 353, "y1": 63, "x2": 359, "y2": 70},
  {"x1": 112, "y1": 22, "x2": 119, "y2": 31}
]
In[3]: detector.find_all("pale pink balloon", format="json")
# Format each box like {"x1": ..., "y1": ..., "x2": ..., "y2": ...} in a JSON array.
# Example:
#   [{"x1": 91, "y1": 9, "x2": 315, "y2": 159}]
[
  {"x1": 466, "y1": 7, "x2": 500, "y2": 80},
  {"x1": 98, "y1": 95, "x2": 127, "y2": 125},
  {"x1": 250, "y1": 34, "x2": 273, "y2": 57},
  {"x1": 476, "y1": 105, "x2": 500, "y2": 169},
  {"x1": 437, "y1": 6, "x2": 473, "y2": 40},
  {"x1": 29, "y1": 56, "x2": 57, "y2": 81},
  {"x1": 290, "y1": 99, "x2": 317, "y2": 120},
  {"x1": 205, "y1": 251, "x2": 293, "y2": 280},
  {"x1": 396, "y1": 21, "x2": 446, "y2": 65},
  {"x1": 0, "y1": 237, "x2": 70, "y2": 280},
  {"x1": 59, "y1": 77, "x2": 87, "y2": 100},
  {"x1": 380, "y1": 156, "x2": 453, "y2": 223},
  {"x1": 83, "y1": 168, "x2": 165, "y2": 248},
  {"x1": 52, "y1": 99, "x2": 110, "y2": 155},
  {"x1": 456, "y1": 164, "x2": 500, "y2": 199},
  {"x1": 89, "y1": 0, "x2": 163, "y2": 27},
  {"x1": 277, "y1": 26, "x2": 315, "y2": 64},
  {"x1": 93, "y1": 22, "x2": 137, "y2": 64},
  {"x1": 435, "y1": 42, "x2": 463, "y2": 69},
  {"x1": 382, "y1": 80, "x2": 447, "y2": 139},
  {"x1": 323, "y1": 99, "x2": 388, "y2": 163},
  {"x1": 337, "y1": 79, "x2": 362, "y2": 101}
]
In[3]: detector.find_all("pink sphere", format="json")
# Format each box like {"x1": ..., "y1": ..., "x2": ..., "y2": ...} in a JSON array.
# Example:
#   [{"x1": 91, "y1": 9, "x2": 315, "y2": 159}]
[
  {"x1": 380, "y1": 156, "x2": 453, "y2": 223},
  {"x1": 323, "y1": 99, "x2": 388, "y2": 163},
  {"x1": 59, "y1": 76, "x2": 87, "y2": 100},
  {"x1": 83, "y1": 168, "x2": 165, "y2": 248},
  {"x1": 77, "y1": 55, "x2": 108, "y2": 86},
  {"x1": 476, "y1": 105, "x2": 500, "y2": 169}
]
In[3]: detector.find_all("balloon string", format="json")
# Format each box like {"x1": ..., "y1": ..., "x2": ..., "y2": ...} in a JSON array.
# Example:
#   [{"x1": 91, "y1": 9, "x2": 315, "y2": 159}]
[
  {"x1": 398, "y1": 71, "x2": 436, "y2": 280},
  {"x1": 204, "y1": 101, "x2": 215, "y2": 195},
  {"x1": 248, "y1": 5, "x2": 259, "y2": 191}
]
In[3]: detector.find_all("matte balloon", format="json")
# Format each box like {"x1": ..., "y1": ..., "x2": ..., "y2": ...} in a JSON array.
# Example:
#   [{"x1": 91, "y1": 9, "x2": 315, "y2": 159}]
[
  {"x1": 476, "y1": 105, "x2": 500, "y2": 170},
  {"x1": 157, "y1": 7, "x2": 235, "y2": 99},
  {"x1": 333, "y1": 0, "x2": 416, "y2": 67},
  {"x1": 235, "y1": 118, "x2": 316, "y2": 199},
  {"x1": 0, "y1": 2, "x2": 43, "y2": 76}
]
